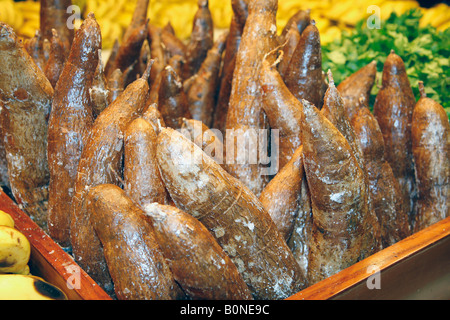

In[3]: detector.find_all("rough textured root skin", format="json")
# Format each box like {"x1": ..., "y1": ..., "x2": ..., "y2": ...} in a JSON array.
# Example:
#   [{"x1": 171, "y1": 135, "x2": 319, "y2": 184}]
[
  {"x1": 70, "y1": 73, "x2": 150, "y2": 295},
  {"x1": 143, "y1": 202, "x2": 253, "y2": 300},
  {"x1": 47, "y1": 15, "x2": 100, "y2": 247},
  {"x1": 23, "y1": 31, "x2": 46, "y2": 71},
  {"x1": 87, "y1": 184, "x2": 185, "y2": 300},
  {"x1": 411, "y1": 83, "x2": 450, "y2": 232},
  {"x1": 142, "y1": 103, "x2": 166, "y2": 135},
  {"x1": 352, "y1": 107, "x2": 411, "y2": 248},
  {"x1": 161, "y1": 27, "x2": 187, "y2": 61},
  {"x1": 0, "y1": 105, "x2": 9, "y2": 188},
  {"x1": 212, "y1": 0, "x2": 248, "y2": 134},
  {"x1": 284, "y1": 22, "x2": 323, "y2": 109},
  {"x1": 299, "y1": 99, "x2": 368, "y2": 285},
  {"x1": 39, "y1": 0, "x2": 74, "y2": 58},
  {"x1": 156, "y1": 127, "x2": 306, "y2": 300},
  {"x1": 147, "y1": 24, "x2": 166, "y2": 87},
  {"x1": 373, "y1": 51, "x2": 417, "y2": 227},
  {"x1": 158, "y1": 66, "x2": 192, "y2": 129},
  {"x1": 287, "y1": 173, "x2": 312, "y2": 285},
  {"x1": 180, "y1": 118, "x2": 224, "y2": 167},
  {"x1": 260, "y1": 53, "x2": 303, "y2": 169},
  {"x1": 280, "y1": 9, "x2": 310, "y2": 41},
  {"x1": 90, "y1": 50, "x2": 110, "y2": 118},
  {"x1": 336, "y1": 60, "x2": 377, "y2": 122},
  {"x1": 104, "y1": 39, "x2": 119, "y2": 79},
  {"x1": 122, "y1": 0, "x2": 149, "y2": 44},
  {"x1": 44, "y1": 29, "x2": 66, "y2": 88},
  {"x1": 321, "y1": 72, "x2": 382, "y2": 256},
  {"x1": 123, "y1": 118, "x2": 169, "y2": 207},
  {"x1": 182, "y1": 0, "x2": 214, "y2": 80},
  {"x1": 259, "y1": 146, "x2": 304, "y2": 241},
  {"x1": 110, "y1": 22, "x2": 148, "y2": 86},
  {"x1": 224, "y1": 0, "x2": 279, "y2": 197},
  {"x1": 186, "y1": 32, "x2": 227, "y2": 128},
  {"x1": 106, "y1": 69, "x2": 123, "y2": 105},
  {"x1": 277, "y1": 24, "x2": 301, "y2": 79},
  {"x1": 0, "y1": 23, "x2": 53, "y2": 230}
]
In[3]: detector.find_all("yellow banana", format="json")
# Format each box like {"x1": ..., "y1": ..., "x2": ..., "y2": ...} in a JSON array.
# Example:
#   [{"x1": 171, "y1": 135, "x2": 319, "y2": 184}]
[
  {"x1": 0, "y1": 225, "x2": 30, "y2": 274},
  {"x1": 0, "y1": 210, "x2": 14, "y2": 228},
  {"x1": 0, "y1": 274, "x2": 67, "y2": 300}
]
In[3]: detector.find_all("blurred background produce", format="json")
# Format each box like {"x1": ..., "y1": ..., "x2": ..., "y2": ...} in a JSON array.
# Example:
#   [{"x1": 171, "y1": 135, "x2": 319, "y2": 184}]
[{"x1": 0, "y1": 0, "x2": 448, "y2": 114}]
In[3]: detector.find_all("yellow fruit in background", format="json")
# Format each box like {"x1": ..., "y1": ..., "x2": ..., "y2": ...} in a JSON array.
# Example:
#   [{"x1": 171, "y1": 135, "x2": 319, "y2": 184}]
[
  {"x1": 0, "y1": 210, "x2": 14, "y2": 228},
  {"x1": 0, "y1": 274, "x2": 67, "y2": 300},
  {"x1": 0, "y1": 225, "x2": 31, "y2": 274}
]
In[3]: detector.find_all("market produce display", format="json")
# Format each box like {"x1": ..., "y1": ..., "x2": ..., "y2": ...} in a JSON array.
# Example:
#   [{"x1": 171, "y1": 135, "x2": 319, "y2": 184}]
[{"x1": 0, "y1": 0, "x2": 448, "y2": 300}]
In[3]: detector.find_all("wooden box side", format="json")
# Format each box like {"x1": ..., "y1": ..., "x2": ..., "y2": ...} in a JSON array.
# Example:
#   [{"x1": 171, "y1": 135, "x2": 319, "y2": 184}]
[
  {"x1": 287, "y1": 217, "x2": 450, "y2": 300},
  {"x1": 0, "y1": 190, "x2": 111, "y2": 300}
]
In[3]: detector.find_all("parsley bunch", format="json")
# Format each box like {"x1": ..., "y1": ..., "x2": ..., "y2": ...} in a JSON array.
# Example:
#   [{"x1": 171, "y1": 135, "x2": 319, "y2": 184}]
[{"x1": 322, "y1": 9, "x2": 450, "y2": 118}]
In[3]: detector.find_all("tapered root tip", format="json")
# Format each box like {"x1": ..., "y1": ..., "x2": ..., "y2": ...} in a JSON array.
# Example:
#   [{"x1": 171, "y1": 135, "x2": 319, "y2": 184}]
[
  {"x1": 327, "y1": 69, "x2": 335, "y2": 86},
  {"x1": 418, "y1": 81, "x2": 426, "y2": 98},
  {"x1": 142, "y1": 59, "x2": 155, "y2": 81}
]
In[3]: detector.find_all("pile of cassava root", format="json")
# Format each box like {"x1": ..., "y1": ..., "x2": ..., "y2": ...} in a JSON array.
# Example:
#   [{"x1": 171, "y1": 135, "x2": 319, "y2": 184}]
[{"x1": 0, "y1": 0, "x2": 448, "y2": 300}]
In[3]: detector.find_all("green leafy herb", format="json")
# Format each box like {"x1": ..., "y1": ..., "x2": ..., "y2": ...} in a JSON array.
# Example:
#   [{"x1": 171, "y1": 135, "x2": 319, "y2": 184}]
[{"x1": 322, "y1": 9, "x2": 450, "y2": 119}]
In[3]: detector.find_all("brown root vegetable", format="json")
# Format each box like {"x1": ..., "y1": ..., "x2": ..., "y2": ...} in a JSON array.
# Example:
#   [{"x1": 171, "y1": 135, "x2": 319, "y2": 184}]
[
  {"x1": 224, "y1": 0, "x2": 279, "y2": 197},
  {"x1": 0, "y1": 102, "x2": 9, "y2": 188},
  {"x1": 373, "y1": 50, "x2": 417, "y2": 225},
  {"x1": 87, "y1": 184, "x2": 185, "y2": 300},
  {"x1": 186, "y1": 31, "x2": 227, "y2": 127},
  {"x1": 287, "y1": 174, "x2": 312, "y2": 283},
  {"x1": 280, "y1": 9, "x2": 311, "y2": 41},
  {"x1": 411, "y1": 81, "x2": 450, "y2": 232},
  {"x1": 158, "y1": 66, "x2": 192, "y2": 129},
  {"x1": 336, "y1": 60, "x2": 377, "y2": 121},
  {"x1": 211, "y1": 0, "x2": 248, "y2": 133},
  {"x1": 70, "y1": 63, "x2": 153, "y2": 294},
  {"x1": 44, "y1": 29, "x2": 66, "y2": 88},
  {"x1": 259, "y1": 145, "x2": 304, "y2": 241},
  {"x1": 0, "y1": 23, "x2": 53, "y2": 230},
  {"x1": 123, "y1": 118, "x2": 169, "y2": 207},
  {"x1": 156, "y1": 127, "x2": 306, "y2": 300},
  {"x1": 180, "y1": 118, "x2": 224, "y2": 166},
  {"x1": 143, "y1": 202, "x2": 253, "y2": 300},
  {"x1": 122, "y1": 0, "x2": 149, "y2": 44},
  {"x1": 277, "y1": 23, "x2": 301, "y2": 78},
  {"x1": 351, "y1": 106, "x2": 411, "y2": 248},
  {"x1": 147, "y1": 24, "x2": 166, "y2": 86},
  {"x1": 142, "y1": 103, "x2": 166, "y2": 135},
  {"x1": 110, "y1": 21, "x2": 149, "y2": 86},
  {"x1": 182, "y1": 0, "x2": 214, "y2": 80},
  {"x1": 284, "y1": 21, "x2": 323, "y2": 109},
  {"x1": 23, "y1": 30, "x2": 46, "y2": 71},
  {"x1": 161, "y1": 26, "x2": 187, "y2": 61},
  {"x1": 104, "y1": 38, "x2": 119, "y2": 79},
  {"x1": 260, "y1": 50, "x2": 303, "y2": 169},
  {"x1": 107, "y1": 68, "x2": 123, "y2": 104},
  {"x1": 39, "y1": 0, "x2": 74, "y2": 58},
  {"x1": 299, "y1": 99, "x2": 368, "y2": 285},
  {"x1": 89, "y1": 50, "x2": 110, "y2": 118},
  {"x1": 321, "y1": 70, "x2": 382, "y2": 256},
  {"x1": 47, "y1": 14, "x2": 101, "y2": 247}
]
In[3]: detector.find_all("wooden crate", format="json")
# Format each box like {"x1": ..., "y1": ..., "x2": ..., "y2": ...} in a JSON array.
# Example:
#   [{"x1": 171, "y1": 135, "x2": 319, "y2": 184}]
[
  {"x1": 2, "y1": 187, "x2": 448, "y2": 300},
  {"x1": 287, "y1": 216, "x2": 450, "y2": 300},
  {"x1": 0, "y1": 190, "x2": 111, "y2": 300}
]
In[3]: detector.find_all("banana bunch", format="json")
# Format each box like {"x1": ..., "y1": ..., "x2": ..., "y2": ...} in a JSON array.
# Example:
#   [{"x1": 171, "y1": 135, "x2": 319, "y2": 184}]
[
  {"x1": 0, "y1": 210, "x2": 31, "y2": 275},
  {"x1": 0, "y1": 0, "x2": 24, "y2": 31},
  {"x1": 419, "y1": 3, "x2": 450, "y2": 31},
  {"x1": 0, "y1": 210, "x2": 67, "y2": 300},
  {"x1": 7, "y1": 0, "x2": 39, "y2": 39}
]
